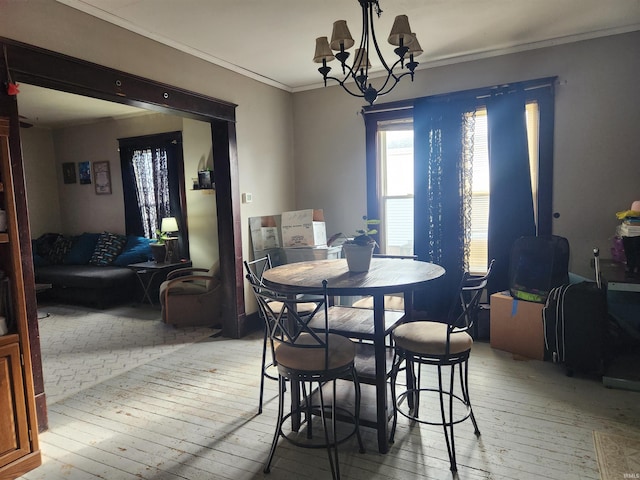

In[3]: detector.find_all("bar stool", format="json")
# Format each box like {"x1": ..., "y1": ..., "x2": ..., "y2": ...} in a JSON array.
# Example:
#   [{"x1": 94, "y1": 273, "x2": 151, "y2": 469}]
[
  {"x1": 389, "y1": 268, "x2": 491, "y2": 472},
  {"x1": 253, "y1": 281, "x2": 365, "y2": 479},
  {"x1": 244, "y1": 255, "x2": 317, "y2": 414}
]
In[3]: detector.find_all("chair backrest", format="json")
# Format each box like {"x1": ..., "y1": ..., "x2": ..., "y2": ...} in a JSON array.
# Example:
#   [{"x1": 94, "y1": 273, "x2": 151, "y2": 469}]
[
  {"x1": 453, "y1": 258, "x2": 496, "y2": 331},
  {"x1": 249, "y1": 279, "x2": 332, "y2": 370},
  {"x1": 244, "y1": 255, "x2": 273, "y2": 286}
]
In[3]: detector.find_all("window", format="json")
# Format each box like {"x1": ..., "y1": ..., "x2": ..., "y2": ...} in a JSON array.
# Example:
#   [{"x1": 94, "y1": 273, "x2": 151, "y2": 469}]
[
  {"x1": 129, "y1": 146, "x2": 171, "y2": 239},
  {"x1": 370, "y1": 97, "x2": 545, "y2": 275},
  {"x1": 119, "y1": 131, "x2": 189, "y2": 256}
]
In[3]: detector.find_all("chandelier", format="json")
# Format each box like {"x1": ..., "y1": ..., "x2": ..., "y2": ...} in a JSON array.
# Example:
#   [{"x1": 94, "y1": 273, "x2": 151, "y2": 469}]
[{"x1": 313, "y1": 0, "x2": 422, "y2": 105}]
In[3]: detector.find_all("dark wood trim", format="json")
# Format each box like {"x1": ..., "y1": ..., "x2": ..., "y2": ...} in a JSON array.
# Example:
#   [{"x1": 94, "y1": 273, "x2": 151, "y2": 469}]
[
  {"x1": 1, "y1": 36, "x2": 246, "y2": 433},
  {"x1": 211, "y1": 120, "x2": 246, "y2": 338},
  {"x1": 0, "y1": 37, "x2": 236, "y2": 122}
]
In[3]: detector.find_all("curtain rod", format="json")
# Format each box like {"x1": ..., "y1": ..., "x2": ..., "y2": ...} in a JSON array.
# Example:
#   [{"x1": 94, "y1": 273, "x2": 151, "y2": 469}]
[{"x1": 362, "y1": 76, "x2": 557, "y2": 114}]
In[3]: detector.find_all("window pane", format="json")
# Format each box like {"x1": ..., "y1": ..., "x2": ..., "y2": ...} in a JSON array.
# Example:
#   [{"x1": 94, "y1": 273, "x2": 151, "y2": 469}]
[
  {"x1": 468, "y1": 109, "x2": 489, "y2": 274},
  {"x1": 384, "y1": 197, "x2": 414, "y2": 256},
  {"x1": 384, "y1": 130, "x2": 414, "y2": 196},
  {"x1": 380, "y1": 128, "x2": 414, "y2": 255}
]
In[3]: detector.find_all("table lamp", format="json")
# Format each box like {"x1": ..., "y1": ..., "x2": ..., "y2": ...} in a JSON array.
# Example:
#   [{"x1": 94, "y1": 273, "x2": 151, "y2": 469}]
[{"x1": 161, "y1": 217, "x2": 180, "y2": 263}]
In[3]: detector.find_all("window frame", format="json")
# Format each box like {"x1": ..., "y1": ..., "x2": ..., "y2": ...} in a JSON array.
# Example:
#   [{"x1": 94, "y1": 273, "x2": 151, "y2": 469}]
[
  {"x1": 363, "y1": 78, "x2": 556, "y2": 265},
  {"x1": 119, "y1": 131, "x2": 190, "y2": 258}
]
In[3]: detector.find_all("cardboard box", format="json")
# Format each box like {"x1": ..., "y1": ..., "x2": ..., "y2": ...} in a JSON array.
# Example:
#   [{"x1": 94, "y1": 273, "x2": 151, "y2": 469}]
[
  {"x1": 283, "y1": 246, "x2": 342, "y2": 264},
  {"x1": 249, "y1": 216, "x2": 280, "y2": 251},
  {"x1": 281, "y1": 209, "x2": 327, "y2": 247},
  {"x1": 490, "y1": 291, "x2": 544, "y2": 360}
]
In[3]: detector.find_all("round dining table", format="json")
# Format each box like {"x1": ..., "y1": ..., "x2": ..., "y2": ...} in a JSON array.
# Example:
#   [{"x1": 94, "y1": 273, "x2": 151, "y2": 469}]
[{"x1": 262, "y1": 256, "x2": 445, "y2": 453}]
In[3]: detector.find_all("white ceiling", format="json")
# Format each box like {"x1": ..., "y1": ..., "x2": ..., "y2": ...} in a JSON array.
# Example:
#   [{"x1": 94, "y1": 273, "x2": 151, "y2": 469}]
[{"x1": 17, "y1": 0, "x2": 640, "y2": 127}]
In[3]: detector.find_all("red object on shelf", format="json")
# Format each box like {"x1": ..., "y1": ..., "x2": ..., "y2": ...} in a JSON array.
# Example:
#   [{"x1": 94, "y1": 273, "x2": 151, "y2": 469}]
[{"x1": 6, "y1": 82, "x2": 20, "y2": 96}]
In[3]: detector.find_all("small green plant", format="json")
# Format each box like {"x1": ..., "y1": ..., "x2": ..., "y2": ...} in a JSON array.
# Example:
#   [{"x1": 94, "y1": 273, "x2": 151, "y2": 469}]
[
  {"x1": 347, "y1": 216, "x2": 381, "y2": 246},
  {"x1": 155, "y1": 229, "x2": 170, "y2": 245}
]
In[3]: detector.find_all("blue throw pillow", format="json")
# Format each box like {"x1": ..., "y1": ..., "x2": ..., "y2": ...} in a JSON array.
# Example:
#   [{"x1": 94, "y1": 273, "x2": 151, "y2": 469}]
[
  {"x1": 113, "y1": 235, "x2": 153, "y2": 266},
  {"x1": 48, "y1": 236, "x2": 74, "y2": 264},
  {"x1": 90, "y1": 232, "x2": 127, "y2": 266},
  {"x1": 64, "y1": 232, "x2": 100, "y2": 265}
]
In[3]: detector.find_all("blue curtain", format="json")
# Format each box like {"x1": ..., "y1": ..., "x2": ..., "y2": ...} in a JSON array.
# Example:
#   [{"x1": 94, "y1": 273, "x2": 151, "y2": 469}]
[
  {"x1": 413, "y1": 97, "x2": 473, "y2": 318},
  {"x1": 486, "y1": 88, "x2": 536, "y2": 294},
  {"x1": 364, "y1": 78, "x2": 555, "y2": 316}
]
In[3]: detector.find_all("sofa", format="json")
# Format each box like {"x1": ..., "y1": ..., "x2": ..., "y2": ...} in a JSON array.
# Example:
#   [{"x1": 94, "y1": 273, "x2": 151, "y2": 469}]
[{"x1": 33, "y1": 232, "x2": 153, "y2": 308}]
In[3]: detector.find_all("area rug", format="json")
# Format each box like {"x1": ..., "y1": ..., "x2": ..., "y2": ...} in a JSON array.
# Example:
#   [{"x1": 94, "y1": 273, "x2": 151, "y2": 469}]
[
  {"x1": 593, "y1": 430, "x2": 640, "y2": 480},
  {"x1": 38, "y1": 303, "x2": 219, "y2": 404}
]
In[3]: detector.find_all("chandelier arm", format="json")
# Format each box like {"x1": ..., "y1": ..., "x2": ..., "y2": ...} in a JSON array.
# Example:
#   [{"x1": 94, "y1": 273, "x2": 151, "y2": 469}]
[
  {"x1": 377, "y1": 69, "x2": 418, "y2": 98},
  {"x1": 323, "y1": 74, "x2": 372, "y2": 99},
  {"x1": 339, "y1": 61, "x2": 369, "y2": 96},
  {"x1": 367, "y1": 3, "x2": 393, "y2": 74},
  {"x1": 357, "y1": 0, "x2": 371, "y2": 86},
  {"x1": 375, "y1": 54, "x2": 419, "y2": 94}
]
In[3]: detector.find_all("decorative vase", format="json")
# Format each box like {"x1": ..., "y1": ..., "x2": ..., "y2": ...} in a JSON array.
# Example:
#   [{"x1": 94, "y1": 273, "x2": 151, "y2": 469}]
[
  {"x1": 150, "y1": 243, "x2": 166, "y2": 263},
  {"x1": 343, "y1": 243, "x2": 375, "y2": 272}
]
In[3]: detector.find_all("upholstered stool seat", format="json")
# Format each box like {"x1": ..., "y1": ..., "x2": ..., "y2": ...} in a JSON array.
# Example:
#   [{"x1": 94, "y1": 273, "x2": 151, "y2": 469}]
[
  {"x1": 267, "y1": 300, "x2": 317, "y2": 315},
  {"x1": 392, "y1": 321, "x2": 473, "y2": 355},
  {"x1": 275, "y1": 332, "x2": 356, "y2": 373}
]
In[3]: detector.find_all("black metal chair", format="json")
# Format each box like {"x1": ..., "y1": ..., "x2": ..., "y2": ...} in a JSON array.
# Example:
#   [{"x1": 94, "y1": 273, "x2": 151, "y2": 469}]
[
  {"x1": 461, "y1": 259, "x2": 495, "y2": 339},
  {"x1": 244, "y1": 255, "x2": 317, "y2": 414},
  {"x1": 389, "y1": 263, "x2": 493, "y2": 473},
  {"x1": 252, "y1": 281, "x2": 365, "y2": 479}
]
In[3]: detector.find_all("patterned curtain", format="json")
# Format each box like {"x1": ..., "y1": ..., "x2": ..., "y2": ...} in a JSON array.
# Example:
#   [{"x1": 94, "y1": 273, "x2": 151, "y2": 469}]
[
  {"x1": 414, "y1": 97, "x2": 475, "y2": 318},
  {"x1": 131, "y1": 148, "x2": 171, "y2": 239}
]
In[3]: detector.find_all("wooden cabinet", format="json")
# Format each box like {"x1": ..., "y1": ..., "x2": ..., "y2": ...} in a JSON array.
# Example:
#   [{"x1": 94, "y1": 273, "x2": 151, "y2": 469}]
[{"x1": 0, "y1": 118, "x2": 41, "y2": 478}]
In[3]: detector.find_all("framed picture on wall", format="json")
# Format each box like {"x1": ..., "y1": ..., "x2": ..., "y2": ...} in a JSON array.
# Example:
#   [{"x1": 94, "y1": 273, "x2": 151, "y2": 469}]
[
  {"x1": 93, "y1": 161, "x2": 111, "y2": 194},
  {"x1": 78, "y1": 161, "x2": 91, "y2": 184},
  {"x1": 62, "y1": 162, "x2": 76, "y2": 184}
]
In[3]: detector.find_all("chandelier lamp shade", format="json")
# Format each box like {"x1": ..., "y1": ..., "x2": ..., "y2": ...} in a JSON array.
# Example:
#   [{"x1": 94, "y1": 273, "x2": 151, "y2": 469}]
[{"x1": 313, "y1": 0, "x2": 423, "y2": 105}]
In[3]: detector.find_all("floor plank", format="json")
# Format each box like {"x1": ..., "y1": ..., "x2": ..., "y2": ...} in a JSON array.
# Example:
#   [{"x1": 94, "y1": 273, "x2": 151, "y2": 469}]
[{"x1": 19, "y1": 304, "x2": 640, "y2": 480}]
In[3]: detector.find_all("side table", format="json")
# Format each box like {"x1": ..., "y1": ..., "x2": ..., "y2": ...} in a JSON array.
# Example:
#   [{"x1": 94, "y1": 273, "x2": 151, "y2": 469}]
[
  {"x1": 128, "y1": 260, "x2": 192, "y2": 306},
  {"x1": 35, "y1": 283, "x2": 52, "y2": 319}
]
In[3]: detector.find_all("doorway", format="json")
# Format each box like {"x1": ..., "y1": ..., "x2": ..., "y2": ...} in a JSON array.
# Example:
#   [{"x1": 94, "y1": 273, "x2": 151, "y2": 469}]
[{"x1": 1, "y1": 36, "x2": 247, "y2": 432}]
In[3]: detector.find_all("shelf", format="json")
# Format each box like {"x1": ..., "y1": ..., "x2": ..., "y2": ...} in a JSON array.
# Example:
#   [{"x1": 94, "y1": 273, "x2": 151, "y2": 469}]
[
  {"x1": 0, "y1": 233, "x2": 8, "y2": 243},
  {"x1": 0, "y1": 333, "x2": 20, "y2": 347}
]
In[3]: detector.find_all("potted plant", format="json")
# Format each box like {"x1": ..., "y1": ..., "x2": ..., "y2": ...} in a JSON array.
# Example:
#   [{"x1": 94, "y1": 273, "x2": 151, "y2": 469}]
[
  {"x1": 342, "y1": 216, "x2": 381, "y2": 272},
  {"x1": 150, "y1": 229, "x2": 168, "y2": 263}
]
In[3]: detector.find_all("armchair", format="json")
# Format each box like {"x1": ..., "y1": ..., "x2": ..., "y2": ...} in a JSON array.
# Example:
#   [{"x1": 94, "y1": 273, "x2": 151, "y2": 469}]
[{"x1": 159, "y1": 263, "x2": 222, "y2": 327}]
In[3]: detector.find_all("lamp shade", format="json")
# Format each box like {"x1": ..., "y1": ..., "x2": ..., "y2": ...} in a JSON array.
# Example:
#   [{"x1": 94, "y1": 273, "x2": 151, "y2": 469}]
[
  {"x1": 161, "y1": 217, "x2": 179, "y2": 233},
  {"x1": 403, "y1": 33, "x2": 423, "y2": 58},
  {"x1": 388, "y1": 15, "x2": 414, "y2": 46},
  {"x1": 314, "y1": 37, "x2": 336, "y2": 63},
  {"x1": 330, "y1": 20, "x2": 355, "y2": 51},
  {"x1": 352, "y1": 48, "x2": 371, "y2": 71}
]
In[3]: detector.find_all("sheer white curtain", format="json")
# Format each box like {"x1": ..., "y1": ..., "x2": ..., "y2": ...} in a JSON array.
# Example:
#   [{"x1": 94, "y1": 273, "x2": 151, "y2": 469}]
[{"x1": 131, "y1": 147, "x2": 170, "y2": 239}]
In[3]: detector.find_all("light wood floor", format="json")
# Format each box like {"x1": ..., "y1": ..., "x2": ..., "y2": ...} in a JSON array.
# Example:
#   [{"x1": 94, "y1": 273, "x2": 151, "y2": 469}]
[{"x1": 20, "y1": 321, "x2": 640, "y2": 480}]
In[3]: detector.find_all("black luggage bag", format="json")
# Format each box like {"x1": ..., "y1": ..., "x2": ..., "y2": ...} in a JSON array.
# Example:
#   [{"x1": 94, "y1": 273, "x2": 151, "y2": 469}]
[
  {"x1": 509, "y1": 235, "x2": 570, "y2": 303},
  {"x1": 542, "y1": 248, "x2": 608, "y2": 376}
]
